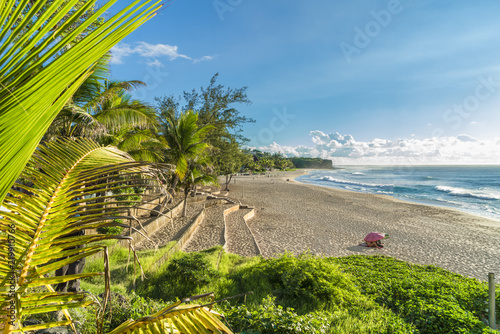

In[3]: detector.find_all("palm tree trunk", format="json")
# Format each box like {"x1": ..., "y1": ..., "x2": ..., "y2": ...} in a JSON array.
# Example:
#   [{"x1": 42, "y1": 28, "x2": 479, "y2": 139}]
[{"x1": 171, "y1": 174, "x2": 179, "y2": 194}]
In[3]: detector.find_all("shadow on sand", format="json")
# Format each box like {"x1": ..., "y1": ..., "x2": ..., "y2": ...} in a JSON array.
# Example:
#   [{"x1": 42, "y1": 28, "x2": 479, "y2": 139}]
[{"x1": 346, "y1": 245, "x2": 384, "y2": 253}]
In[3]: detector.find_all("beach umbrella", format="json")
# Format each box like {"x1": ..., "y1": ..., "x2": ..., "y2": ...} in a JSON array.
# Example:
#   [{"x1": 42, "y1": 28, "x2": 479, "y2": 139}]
[{"x1": 364, "y1": 232, "x2": 386, "y2": 242}]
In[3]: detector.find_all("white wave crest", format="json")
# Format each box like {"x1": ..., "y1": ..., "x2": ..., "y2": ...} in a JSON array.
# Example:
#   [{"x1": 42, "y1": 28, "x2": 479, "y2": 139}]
[
  {"x1": 320, "y1": 176, "x2": 393, "y2": 189},
  {"x1": 435, "y1": 186, "x2": 500, "y2": 200}
]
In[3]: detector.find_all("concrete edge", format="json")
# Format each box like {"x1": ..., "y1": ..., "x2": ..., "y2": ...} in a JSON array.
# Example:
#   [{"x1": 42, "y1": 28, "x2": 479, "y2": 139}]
[
  {"x1": 241, "y1": 208, "x2": 262, "y2": 256},
  {"x1": 150, "y1": 208, "x2": 206, "y2": 271},
  {"x1": 222, "y1": 204, "x2": 240, "y2": 251},
  {"x1": 119, "y1": 200, "x2": 184, "y2": 248}
]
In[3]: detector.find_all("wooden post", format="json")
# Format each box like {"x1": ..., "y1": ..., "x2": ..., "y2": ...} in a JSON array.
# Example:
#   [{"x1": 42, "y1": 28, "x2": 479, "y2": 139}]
[{"x1": 489, "y1": 273, "x2": 497, "y2": 330}]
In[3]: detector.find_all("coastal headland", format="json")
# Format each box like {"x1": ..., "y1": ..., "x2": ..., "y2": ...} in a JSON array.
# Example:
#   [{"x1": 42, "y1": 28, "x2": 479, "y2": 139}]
[{"x1": 228, "y1": 170, "x2": 500, "y2": 280}]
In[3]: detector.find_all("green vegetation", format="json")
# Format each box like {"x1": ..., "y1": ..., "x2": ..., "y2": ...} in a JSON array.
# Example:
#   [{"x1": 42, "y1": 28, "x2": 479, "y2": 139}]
[
  {"x1": 244, "y1": 150, "x2": 295, "y2": 172},
  {"x1": 291, "y1": 157, "x2": 334, "y2": 169},
  {"x1": 1, "y1": 2, "x2": 495, "y2": 333},
  {"x1": 74, "y1": 247, "x2": 499, "y2": 333},
  {"x1": 333, "y1": 256, "x2": 500, "y2": 333}
]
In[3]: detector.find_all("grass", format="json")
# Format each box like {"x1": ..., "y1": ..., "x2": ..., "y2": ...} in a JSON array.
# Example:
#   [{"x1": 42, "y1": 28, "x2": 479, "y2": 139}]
[
  {"x1": 81, "y1": 240, "x2": 177, "y2": 295},
  {"x1": 75, "y1": 246, "x2": 499, "y2": 333}
]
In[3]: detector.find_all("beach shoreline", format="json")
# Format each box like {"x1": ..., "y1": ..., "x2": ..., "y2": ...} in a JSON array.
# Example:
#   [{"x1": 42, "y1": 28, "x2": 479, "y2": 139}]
[
  {"x1": 228, "y1": 170, "x2": 500, "y2": 280},
  {"x1": 294, "y1": 169, "x2": 500, "y2": 226}
]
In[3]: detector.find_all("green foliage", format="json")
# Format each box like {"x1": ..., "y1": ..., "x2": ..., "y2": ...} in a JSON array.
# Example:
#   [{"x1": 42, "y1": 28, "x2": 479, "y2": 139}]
[
  {"x1": 333, "y1": 255, "x2": 498, "y2": 334},
  {"x1": 219, "y1": 253, "x2": 359, "y2": 313},
  {"x1": 97, "y1": 220, "x2": 124, "y2": 235},
  {"x1": 113, "y1": 185, "x2": 142, "y2": 206},
  {"x1": 244, "y1": 150, "x2": 294, "y2": 172},
  {"x1": 290, "y1": 157, "x2": 333, "y2": 169},
  {"x1": 222, "y1": 296, "x2": 330, "y2": 334},
  {"x1": 80, "y1": 247, "x2": 498, "y2": 334},
  {"x1": 137, "y1": 252, "x2": 221, "y2": 301},
  {"x1": 74, "y1": 293, "x2": 166, "y2": 334}
]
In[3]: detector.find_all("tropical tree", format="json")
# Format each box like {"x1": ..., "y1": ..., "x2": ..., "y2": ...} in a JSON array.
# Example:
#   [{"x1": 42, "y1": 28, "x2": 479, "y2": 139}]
[
  {"x1": 0, "y1": 138, "x2": 232, "y2": 333},
  {"x1": 45, "y1": 78, "x2": 159, "y2": 141},
  {"x1": 103, "y1": 128, "x2": 167, "y2": 162},
  {"x1": 0, "y1": 0, "x2": 162, "y2": 206},
  {"x1": 156, "y1": 74, "x2": 254, "y2": 180},
  {"x1": 163, "y1": 110, "x2": 214, "y2": 192},
  {"x1": 179, "y1": 156, "x2": 218, "y2": 217},
  {"x1": 213, "y1": 139, "x2": 252, "y2": 191}
]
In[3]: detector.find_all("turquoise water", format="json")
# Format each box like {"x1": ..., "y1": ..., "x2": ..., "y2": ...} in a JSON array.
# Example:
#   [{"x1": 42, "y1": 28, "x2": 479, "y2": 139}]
[{"x1": 296, "y1": 166, "x2": 500, "y2": 220}]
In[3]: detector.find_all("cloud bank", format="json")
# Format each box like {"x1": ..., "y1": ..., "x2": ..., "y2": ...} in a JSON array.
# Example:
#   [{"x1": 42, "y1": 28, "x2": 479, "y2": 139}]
[
  {"x1": 111, "y1": 42, "x2": 214, "y2": 67},
  {"x1": 254, "y1": 131, "x2": 500, "y2": 165}
]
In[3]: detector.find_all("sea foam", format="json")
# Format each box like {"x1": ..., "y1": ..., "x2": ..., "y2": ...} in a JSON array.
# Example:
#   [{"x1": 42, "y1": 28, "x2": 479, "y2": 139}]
[{"x1": 435, "y1": 186, "x2": 500, "y2": 200}]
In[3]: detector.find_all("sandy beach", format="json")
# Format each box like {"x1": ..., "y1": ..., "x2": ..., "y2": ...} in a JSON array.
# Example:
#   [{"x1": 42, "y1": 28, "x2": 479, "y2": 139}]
[{"x1": 227, "y1": 170, "x2": 500, "y2": 281}]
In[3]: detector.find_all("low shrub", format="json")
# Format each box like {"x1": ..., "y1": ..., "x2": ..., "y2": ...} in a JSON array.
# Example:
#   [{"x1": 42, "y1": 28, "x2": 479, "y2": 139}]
[
  {"x1": 97, "y1": 219, "x2": 124, "y2": 235},
  {"x1": 137, "y1": 252, "x2": 220, "y2": 301},
  {"x1": 73, "y1": 292, "x2": 166, "y2": 333},
  {"x1": 221, "y1": 295, "x2": 330, "y2": 334},
  {"x1": 218, "y1": 253, "x2": 360, "y2": 313},
  {"x1": 333, "y1": 255, "x2": 497, "y2": 334}
]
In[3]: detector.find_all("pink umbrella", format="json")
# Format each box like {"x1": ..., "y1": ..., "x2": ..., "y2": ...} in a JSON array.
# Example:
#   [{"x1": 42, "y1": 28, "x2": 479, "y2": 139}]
[{"x1": 363, "y1": 232, "x2": 386, "y2": 242}]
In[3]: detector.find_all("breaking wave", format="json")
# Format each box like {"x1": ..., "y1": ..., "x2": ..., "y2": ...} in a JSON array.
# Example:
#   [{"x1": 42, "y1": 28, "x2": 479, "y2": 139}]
[{"x1": 435, "y1": 186, "x2": 500, "y2": 200}]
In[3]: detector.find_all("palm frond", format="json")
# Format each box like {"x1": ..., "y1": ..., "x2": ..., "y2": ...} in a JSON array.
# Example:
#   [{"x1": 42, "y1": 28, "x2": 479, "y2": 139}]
[
  {"x1": 109, "y1": 293, "x2": 234, "y2": 334},
  {"x1": 0, "y1": 0, "x2": 163, "y2": 205},
  {"x1": 0, "y1": 138, "x2": 165, "y2": 333},
  {"x1": 95, "y1": 105, "x2": 158, "y2": 132}
]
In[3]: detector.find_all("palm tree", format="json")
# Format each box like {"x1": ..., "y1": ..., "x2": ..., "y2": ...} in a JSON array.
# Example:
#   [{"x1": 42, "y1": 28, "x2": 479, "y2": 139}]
[
  {"x1": 0, "y1": 0, "x2": 162, "y2": 205},
  {"x1": 0, "y1": 138, "x2": 232, "y2": 333},
  {"x1": 45, "y1": 78, "x2": 159, "y2": 142},
  {"x1": 0, "y1": 1, "x2": 234, "y2": 332},
  {"x1": 179, "y1": 156, "x2": 218, "y2": 217},
  {"x1": 163, "y1": 110, "x2": 214, "y2": 192},
  {"x1": 103, "y1": 128, "x2": 168, "y2": 162}
]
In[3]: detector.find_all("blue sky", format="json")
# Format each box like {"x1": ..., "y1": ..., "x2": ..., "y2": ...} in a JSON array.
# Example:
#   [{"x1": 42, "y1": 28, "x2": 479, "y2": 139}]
[{"x1": 109, "y1": 0, "x2": 500, "y2": 164}]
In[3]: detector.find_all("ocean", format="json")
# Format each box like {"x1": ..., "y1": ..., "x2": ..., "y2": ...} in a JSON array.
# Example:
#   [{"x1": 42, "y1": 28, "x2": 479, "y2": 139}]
[{"x1": 295, "y1": 166, "x2": 500, "y2": 221}]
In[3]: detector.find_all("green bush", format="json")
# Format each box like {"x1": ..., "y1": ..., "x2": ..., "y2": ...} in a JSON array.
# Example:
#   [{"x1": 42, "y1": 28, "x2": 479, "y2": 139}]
[
  {"x1": 218, "y1": 253, "x2": 360, "y2": 313},
  {"x1": 74, "y1": 292, "x2": 166, "y2": 334},
  {"x1": 137, "y1": 252, "x2": 220, "y2": 301},
  {"x1": 97, "y1": 219, "x2": 124, "y2": 235},
  {"x1": 114, "y1": 186, "x2": 142, "y2": 206},
  {"x1": 333, "y1": 255, "x2": 497, "y2": 334},
  {"x1": 222, "y1": 295, "x2": 330, "y2": 334}
]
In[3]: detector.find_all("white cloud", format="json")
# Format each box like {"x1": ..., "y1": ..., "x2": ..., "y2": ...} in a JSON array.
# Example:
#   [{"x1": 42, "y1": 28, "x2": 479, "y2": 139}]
[
  {"x1": 194, "y1": 55, "x2": 215, "y2": 63},
  {"x1": 134, "y1": 42, "x2": 190, "y2": 60},
  {"x1": 145, "y1": 59, "x2": 165, "y2": 68},
  {"x1": 255, "y1": 131, "x2": 500, "y2": 165},
  {"x1": 109, "y1": 44, "x2": 135, "y2": 64},
  {"x1": 110, "y1": 42, "x2": 213, "y2": 65}
]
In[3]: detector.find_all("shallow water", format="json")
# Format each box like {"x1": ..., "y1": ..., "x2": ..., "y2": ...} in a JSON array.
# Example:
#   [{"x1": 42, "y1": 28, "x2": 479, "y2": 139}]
[{"x1": 296, "y1": 165, "x2": 500, "y2": 220}]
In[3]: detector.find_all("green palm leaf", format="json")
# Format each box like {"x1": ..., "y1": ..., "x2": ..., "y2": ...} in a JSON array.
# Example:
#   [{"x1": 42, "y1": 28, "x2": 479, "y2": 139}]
[
  {"x1": 109, "y1": 293, "x2": 234, "y2": 334},
  {"x1": 0, "y1": 0, "x2": 162, "y2": 205},
  {"x1": 165, "y1": 111, "x2": 214, "y2": 180},
  {"x1": 0, "y1": 138, "x2": 163, "y2": 333}
]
